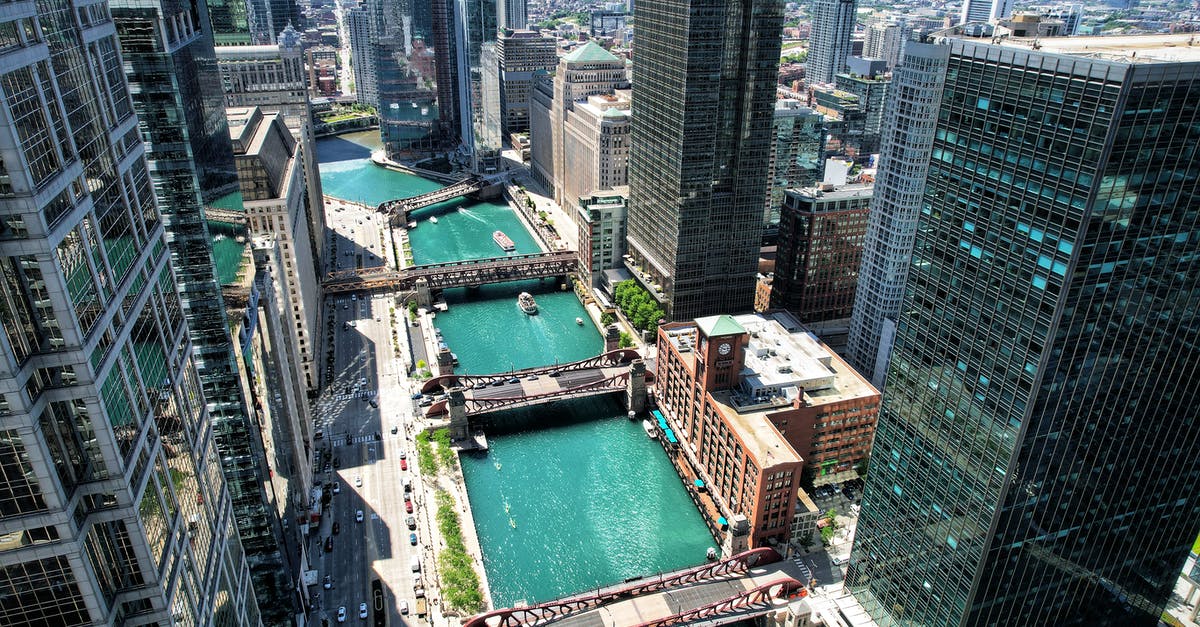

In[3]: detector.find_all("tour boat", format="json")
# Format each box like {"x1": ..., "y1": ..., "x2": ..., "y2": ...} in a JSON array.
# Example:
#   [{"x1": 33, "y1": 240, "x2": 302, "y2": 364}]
[
  {"x1": 493, "y1": 230, "x2": 516, "y2": 251},
  {"x1": 707, "y1": 547, "x2": 719, "y2": 560},
  {"x1": 576, "y1": 317, "x2": 584, "y2": 325},
  {"x1": 642, "y1": 419, "x2": 657, "y2": 439},
  {"x1": 518, "y1": 292, "x2": 538, "y2": 315},
  {"x1": 430, "y1": 216, "x2": 439, "y2": 224}
]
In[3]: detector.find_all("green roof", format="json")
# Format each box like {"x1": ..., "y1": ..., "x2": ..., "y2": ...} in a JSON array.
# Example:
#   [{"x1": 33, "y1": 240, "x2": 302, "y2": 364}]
[
  {"x1": 602, "y1": 107, "x2": 628, "y2": 119},
  {"x1": 563, "y1": 41, "x2": 620, "y2": 64},
  {"x1": 695, "y1": 315, "x2": 746, "y2": 338}
]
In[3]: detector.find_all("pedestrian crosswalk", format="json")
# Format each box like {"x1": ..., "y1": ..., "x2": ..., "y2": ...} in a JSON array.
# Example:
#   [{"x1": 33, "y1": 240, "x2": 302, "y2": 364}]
[
  {"x1": 793, "y1": 556, "x2": 814, "y2": 583},
  {"x1": 329, "y1": 390, "x2": 377, "y2": 402}
]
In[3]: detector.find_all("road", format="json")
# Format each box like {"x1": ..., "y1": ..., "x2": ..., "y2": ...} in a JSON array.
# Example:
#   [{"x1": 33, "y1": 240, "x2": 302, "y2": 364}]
[{"x1": 311, "y1": 198, "x2": 426, "y2": 625}]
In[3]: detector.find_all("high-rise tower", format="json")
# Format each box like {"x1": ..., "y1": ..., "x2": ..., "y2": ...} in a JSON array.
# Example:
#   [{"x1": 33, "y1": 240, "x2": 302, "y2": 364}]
[
  {"x1": 626, "y1": 0, "x2": 784, "y2": 321},
  {"x1": 959, "y1": 0, "x2": 1013, "y2": 24},
  {"x1": 806, "y1": 0, "x2": 858, "y2": 85},
  {"x1": 453, "y1": 0, "x2": 499, "y2": 171},
  {"x1": 0, "y1": 3, "x2": 261, "y2": 625},
  {"x1": 111, "y1": 1, "x2": 296, "y2": 622},
  {"x1": 845, "y1": 42, "x2": 949, "y2": 387},
  {"x1": 847, "y1": 34, "x2": 1200, "y2": 626}
]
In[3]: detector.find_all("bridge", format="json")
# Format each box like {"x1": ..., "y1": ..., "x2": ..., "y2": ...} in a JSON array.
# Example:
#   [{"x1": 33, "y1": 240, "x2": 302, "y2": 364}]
[
  {"x1": 206, "y1": 207, "x2": 247, "y2": 225},
  {"x1": 377, "y1": 175, "x2": 492, "y2": 219},
  {"x1": 464, "y1": 548, "x2": 809, "y2": 627},
  {"x1": 321, "y1": 251, "x2": 578, "y2": 296}
]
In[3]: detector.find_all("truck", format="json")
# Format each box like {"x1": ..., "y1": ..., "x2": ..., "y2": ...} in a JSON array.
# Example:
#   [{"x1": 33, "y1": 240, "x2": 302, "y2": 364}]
[{"x1": 414, "y1": 586, "x2": 428, "y2": 617}]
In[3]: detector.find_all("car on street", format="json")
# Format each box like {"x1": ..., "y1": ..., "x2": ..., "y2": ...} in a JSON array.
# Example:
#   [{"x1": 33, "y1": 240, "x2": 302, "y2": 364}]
[
  {"x1": 405, "y1": 501, "x2": 413, "y2": 514},
  {"x1": 325, "y1": 537, "x2": 333, "y2": 552},
  {"x1": 351, "y1": 294, "x2": 357, "y2": 301},
  {"x1": 359, "y1": 603, "x2": 368, "y2": 619},
  {"x1": 491, "y1": 379, "x2": 504, "y2": 387},
  {"x1": 404, "y1": 492, "x2": 411, "y2": 503},
  {"x1": 410, "y1": 393, "x2": 423, "y2": 400},
  {"x1": 507, "y1": 377, "x2": 520, "y2": 384},
  {"x1": 356, "y1": 509, "x2": 364, "y2": 522},
  {"x1": 354, "y1": 476, "x2": 362, "y2": 487},
  {"x1": 332, "y1": 482, "x2": 340, "y2": 494},
  {"x1": 332, "y1": 522, "x2": 340, "y2": 535},
  {"x1": 391, "y1": 425, "x2": 398, "y2": 434},
  {"x1": 368, "y1": 399, "x2": 378, "y2": 408},
  {"x1": 323, "y1": 575, "x2": 333, "y2": 589},
  {"x1": 333, "y1": 457, "x2": 340, "y2": 468},
  {"x1": 346, "y1": 435, "x2": 353, "y2": 445},
  {"x1": 399, "y1": 451, "x2": 407, "y2": 459},
  {"x1": 399, "y1": 600, "x2": 409, "y2": 615},
  {"x1": 406, "y1": 516, "x2": 416, "y2": 530},
  {"x1": 400, "y1": 459, "x2": 407, "y2": 471},
  {"x1": 360, "y1": 377, "x2": 367, "y2": 386},
  {"x1": 409, "y1": 533, "x2": 417, "y2": 546},
  {"x1": 549, "y1": 371, "x2": 561, "y2": 377},
  {"x1": 419, "y1": 398, "x2": 433, "y2": 407},
  {"x1": 337, "y1": 606, "x2": 346, "y2": 622}
]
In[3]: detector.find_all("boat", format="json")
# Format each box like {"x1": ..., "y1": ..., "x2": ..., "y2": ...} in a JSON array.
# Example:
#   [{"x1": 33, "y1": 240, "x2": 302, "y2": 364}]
[
  {"x1": 493, "y1": 230, "x2": 516, "y2": 251},
  {"x1": 389, "y1": 103, "x2": 400, "y2": 109},
  {"x1": 518, "y1": 292, "x2": 538, "y2": 315},
  {"x1": 407, "y1": 221, "x2": 417, "y2": 229},
  {"x1": 411, "y1": 102, "x2": 418, "y2": 109},
  {"x1": 707, "y1": 547, "x2": 718, "y2": 560},
  {"x1": 576, "y1": 317, "x2": 584, "y2": 325},
  {"x1": 628, "y1": 411, "x2": 636, "y2": 421},
  {"x1": 421, "y1": 107, "x2": 429, "y2": 116},
  {"x1": 430, "y1": 216, "x2": 439, "y2": 224},
  {"x1": 642, "y1": 419, "x2": 657, "y2": 439}
]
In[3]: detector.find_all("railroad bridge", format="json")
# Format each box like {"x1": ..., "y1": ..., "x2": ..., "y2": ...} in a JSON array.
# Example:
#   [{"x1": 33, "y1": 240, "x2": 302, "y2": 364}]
[
  {"x1": 206, "y1": 207, "x2": 247, "y2": 225},
  {"x1": 377, "y1": 175, "x2": 503, "y2": 221},
  {"x1": 419, "y1": 349, "x2": 650, "y2": 438},
  {"x1": 322, "y1": 251, "x2": 578, "y2": 300},
  {"x1": 463, "y1": 548, "x2": 808, "y2": 627}
]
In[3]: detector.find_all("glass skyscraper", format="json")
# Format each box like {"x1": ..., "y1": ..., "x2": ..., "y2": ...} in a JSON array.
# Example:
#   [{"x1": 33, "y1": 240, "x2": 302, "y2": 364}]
[
  {"x1": 112, "y1": 1, "x2": 295, "y2": 623},
  {"x1": 0, "y1": 2, "x2": 260, "y2": 624},
  {"x1": 847, "y1": 34, "x2": 1200, "y2": 626},
  {"x1": 626, "y1": 0, "x2": 784, "y2": 321}
]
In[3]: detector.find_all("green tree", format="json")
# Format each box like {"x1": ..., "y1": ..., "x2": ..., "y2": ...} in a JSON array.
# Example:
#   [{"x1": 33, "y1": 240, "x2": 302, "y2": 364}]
[
  {"x1": 619, "y1": 332, "x2": 634, "y2": 348},
  {"x1": 600, "y1": 312, "x2": 616, "y2": 325}
]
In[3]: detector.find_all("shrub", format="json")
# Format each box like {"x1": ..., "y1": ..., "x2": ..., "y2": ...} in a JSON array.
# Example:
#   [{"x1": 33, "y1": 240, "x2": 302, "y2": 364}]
[{"x1": 612, "y1": 280, "x2": 665, "y2": 332}]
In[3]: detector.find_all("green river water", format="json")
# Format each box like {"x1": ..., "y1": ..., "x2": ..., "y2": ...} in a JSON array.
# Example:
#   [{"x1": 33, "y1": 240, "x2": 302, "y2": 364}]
[{"x1": 316, "y1": 131, "x2": 713, "y2": 607}]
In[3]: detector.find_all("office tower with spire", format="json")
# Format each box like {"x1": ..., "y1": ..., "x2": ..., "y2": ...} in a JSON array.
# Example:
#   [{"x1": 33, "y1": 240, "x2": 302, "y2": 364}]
[
  {"x1": 110, "y1": 1, "x2": 297, "y2": 622},
  {"x1": 847, "y1": 33, "x2": 1200, "y2": 626},
  {"x1": 626, "y1": 0, "x2": 784, "y2": 321},
  {"x1": 806, "y1": 0, "x2": 858, "y2": 85},
  {"x1": 0, "y1": 3, "x2": 261, "y2": 625},
  {"x1": 845, "y1": 42, "x2": 949, "y2": 387}
]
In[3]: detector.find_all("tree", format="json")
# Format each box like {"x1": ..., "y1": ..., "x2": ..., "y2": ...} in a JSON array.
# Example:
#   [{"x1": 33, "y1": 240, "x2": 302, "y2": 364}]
[
  {"x1": 619, "y1": 332, "x2": 634, "y2": 348},
  {"x1": 600, "y1": 312, "x2": 616, "y2": 326}
]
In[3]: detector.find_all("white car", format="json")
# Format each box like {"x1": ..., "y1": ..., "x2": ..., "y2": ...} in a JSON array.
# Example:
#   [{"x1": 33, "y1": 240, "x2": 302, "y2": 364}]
[
  {"x1": 356, "y1": 509, "x2": 364, "y2": 522},
  {"x1": 337, "y1": 606, "x2": 346, "y2": 622},
  {"x1": 354, "y1": 476, "x2": 362, "y2": 487},
  {"x1": 359, "y1": 603, "x2": 368, "y2": 619},
  {"x1": 399, "y1": 600, "x2": 409, "y2": 615},
  {"x1": 332, "y1": 482, "x2": 341, "y2": 494}
]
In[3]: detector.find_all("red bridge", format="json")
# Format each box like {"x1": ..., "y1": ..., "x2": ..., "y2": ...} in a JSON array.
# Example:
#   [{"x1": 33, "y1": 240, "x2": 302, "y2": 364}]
[
  {"x1": 420, "y1": 349, "x2": 647, "y2": 419},
  {"x1": 464, "y1": 548, "x2": 807, "y2": 627},
  {"x1": 322, "y1": 251, "x2": 578, "y2": 295}
]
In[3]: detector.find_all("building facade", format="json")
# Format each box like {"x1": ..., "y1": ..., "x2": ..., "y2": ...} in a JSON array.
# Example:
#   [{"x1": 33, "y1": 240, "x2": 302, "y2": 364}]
[
  {"x1": 864, "y1": 19, "x2": 914, "y2": 69},
  {"x1": 111, "y1": 1, "x2": 299, "y2": 622},
  {"x1": 452, "y1": 0, "x2": 499, "y2": 171},
  {"x1": 562, "y1": 93, "x2": 631, "y2": 210},
  {"x1": 626, "y1": 0, "x2": 784, "y2": 321},
  {"x1": 847, "y1": 34, "x2": 1200, "y2": 626},
  {"x1": 577, "y1": 189, "x2": 629, "y2": 286},
  {"x1": 656, "y1": 313, "x2": 878, "y2": 549},
  {"x1": 770, "y1": 185, "x2": 872, "y2": 323},
  {"x1": 496, "y1": 30, "x2": 557, "y2": 134},
  {"x1": 806, "y1": 0, "x2": 858, "y2": 85},
  {"x1": 498, "y1": 0, "x2": 527, "y2": 29},
  {"x1": 834, "y1": 57, "x2": 890, "y2": 154},
  {"x1": 0, "y1": 2, "x2": 262, "y2": 624},
  {"x1": 845, "y1": 42, "x2": 949, "y2": 387},
  {"x1": 347, "y1": 7, "x2": 378, "y2": 108},
  {"x1": 959, "y1": 0, "x2": 1013, "y2": 23},
  {"x1": 766, "y1": 100, "x2": 826, "y2": 226}
]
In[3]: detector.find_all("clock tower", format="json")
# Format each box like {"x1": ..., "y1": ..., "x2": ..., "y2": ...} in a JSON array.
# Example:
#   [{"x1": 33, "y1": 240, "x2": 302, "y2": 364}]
[{"x1": 695, "y1": 315, "x2": 749, "y2": 390}]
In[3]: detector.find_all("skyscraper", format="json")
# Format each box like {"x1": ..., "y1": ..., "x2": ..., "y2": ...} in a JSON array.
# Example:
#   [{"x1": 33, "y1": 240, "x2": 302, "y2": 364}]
[
  {"x1": 847, "y1": 33, "x2": 1200, "y2": 626},
  {"x1": 0, "y1": 3, "x2": 260, "y2": 625},
  {"x1": 348, "y1": 7, "x2": 378, "y2": 108},
  {"x1": 498, "y1": 0, "x2": 527, "y2": 29},
  {"x1": 453, "y1": 0, "x2": 499, "y2": 171},
  {"x1": 864, "y1": 18, "x2": 914, "y2": 69},
  {"x1": 626, "y1": 0, "x2": 784, "y2": 321},
  {"x1": 765, "y1": 100, "x2": 826, "y2": 226},
  {"x1": 806, "y1": 0, "x2": 858, "y2": 85},
  {"x1": 495, "y1": 30, "x2": 557, "y2": 134},
  {"x1": 845, "y1": 42, "x2": 948, "y2": 387},
  {"x1": 959, "y1": 0, "x2": 1013, "y2": 24},
  {"x1": 111, "y1": 2, "x2": 296, "y2": 622}
]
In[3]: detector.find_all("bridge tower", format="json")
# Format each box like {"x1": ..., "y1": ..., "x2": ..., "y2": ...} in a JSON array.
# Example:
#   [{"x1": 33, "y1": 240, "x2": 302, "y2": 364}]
[
  {"x1": 604, "y1": 324, "x2": 620, "y2": 352},
  {"x1": 625, "y1": 358, "x2": 647, "y2": 413},
  {"x1": 415, "y1": 277, "x2": 433, "y2": 308},
  {"x1": 448, "y1": 387, "x2": 469, "y2": 440},
  {"x1": 436, "y1": 347, "x2": 455, "y2": 376}
]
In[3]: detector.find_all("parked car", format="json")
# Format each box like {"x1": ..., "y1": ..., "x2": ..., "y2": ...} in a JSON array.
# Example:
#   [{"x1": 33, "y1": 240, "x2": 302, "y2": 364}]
[
  {"x1": 323, "y1": 575, "x2": 333, "y2": 589},
  {"x1": 399, "y1": 600, "x2": 409, "y2": 615},
  {"x1": 400, "y1": 459, "x2": 407, "y2": 471},
  {"x1": 337, "y1": 606, "x2": 346, "y2": 623},
  {"x1": 356, "y1": 510, "x2": 364, "y2": 522},
  {"x1": 409, "y1": 533, "x2": 417, "y2": 546},
  {"x1": 405, "y1": 501, "x2": 413, "y2": 514},
  {"x1": 332, "y1": 482, "x2": 340, "y2": 494},
  {"x1": 406, "y1": 516, "x2": 416, "y2": 530},
  {"x1": 324, "y1": 537, "x2": 333, "y2": 552}
]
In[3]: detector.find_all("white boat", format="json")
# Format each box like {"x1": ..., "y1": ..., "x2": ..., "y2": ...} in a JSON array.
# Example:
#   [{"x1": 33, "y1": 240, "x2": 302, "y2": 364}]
[
  {"x1": 411, "y1": 102, "x2": 418, "y2": 108},
  {"x1": 518, "y1": 292, "x2": 538, "y2": 315},
  {"x1": 493, "y1": 230, "x2": 516, "y2": 251},
  {"x1": 430, "y1": 216, "x2": 439, "y2": 224},
  {"x1": 707, "y1": 547, "x2": 718, "y2": 560},
  {"x1": 407, "y1": 221, "x2": 417, "y2": 229},
  {"x1": 421, "y1": 107, "x2": 429, "y2": 116},
  {"x1": 576, "y1": 317, "x2": 584, "y2": 325},
  {"x1": 389, "y1": 103, "x2": 400, "y2": 109},
  {"x1": 642, "y1": 419, "x2": 657, "y2": 439}
]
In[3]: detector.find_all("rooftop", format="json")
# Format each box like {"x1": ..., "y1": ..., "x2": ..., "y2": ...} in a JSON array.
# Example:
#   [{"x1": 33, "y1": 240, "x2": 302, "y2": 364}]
[
  {"x1": 697, "y1": 314, "x2": 746, "y2": 338},
  {"x1": 787, "y1": 183, "x2": 875, "y2": 204},
  {"x1": 562, "y1": 41, "x2": 621, "y2": 64},
  {"x1": 941, "y1": 32, "x2": 1200, "y2": 64},
  {"x1": 710, "y1": 390, "x2": 804, "y2": 468}
]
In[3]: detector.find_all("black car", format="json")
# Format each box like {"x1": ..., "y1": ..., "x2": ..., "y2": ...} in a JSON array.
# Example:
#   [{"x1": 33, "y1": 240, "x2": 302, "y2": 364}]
[
  {"x1": 548, "y1": 371, "x2": 562, "y2": 378},
  {"x1": 324, "y1": 537, "x2": 333, "y2": 552},
  {"x1": 332, "y1": 522, "x2": 340, "y2": 535},
  {"x1": 333, "y1": 457, "x2": 340, "y2": 469},
  {"x1": 346, "y1": 435, "x2": 353, "y2": 446},
  {"x1": 368, "y1": 399, "x2": 378, "y2": 408}
]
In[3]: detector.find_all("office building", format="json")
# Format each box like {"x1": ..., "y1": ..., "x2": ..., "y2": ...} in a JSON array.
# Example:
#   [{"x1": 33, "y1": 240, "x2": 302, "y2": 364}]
[
  {"x1": 112, "y1": 1, "x2": 299, "y2": 622},
  {"x1": 0, "y1": 3, "x2": 262, "y2": 624},
  {"x1": 656, "y1": 312, "x2": 878, "y2": 549},
  {"x1": 529, "y1": 41, "x2": 627, "y2": 198},
  {"x1": 496, "y1": 30, "x2": 557, "y2": 134},
  {"x1": 206, "y1": 0, "x2": 297, "y2": 44},
  {"x1": 217, "y1": 27, "x2": 328, "y2": 290},
  {"x1": 835, "y1": 57, "x2": 889, "y2": 150},
  {"x1": 626, "y1": 0, "x2": 784, "y2": 321},
  {"x1": 864, "y1": 19, "x2": 914, "y2": 69},
  {"x1": 227, "y1": 107, "x2": 321, "y2": 394},
  {"x1": 480, "y1": 43, "x2": 504, "y2": 160},
  {"x1": 960, "y1": 0, "x2": 1013, "y2": 23},
  {"x1": 806, "y1": 0, "x2": 858, "y2": 85},
  {"x1": 562, "y1": 93, "x2": 631, "y2": 210},
  {"x1": 452, "y1": 0, "x2": 499, "y2": 171},
  {"x1": 846, "y1": 33, "x2": 1200, "y2": 626},
  {"x1": 766, "y1": 101, "x2": 826, "y2": 226},
  {"x1": 845, "y1": 42, "x2": 949, "y2": 387},
  {"x1": 432, "y1": 0, "x2": 459, "y2": 141},
  {"x1": 348, "y1": 7, "x2": 378, "y2": 107},
  {"x1": 1030, "y1": 4, "x2": 1082, "y2": 34},
  {"x1": 771, "y1": 184, "x2": 872, "y2": 323},
  {"x1": 499, "y1": 0, "x2": 527, "y2": 29},
  {"x1": 577, "y1": 189, "x2": 630, "y2": 287}
]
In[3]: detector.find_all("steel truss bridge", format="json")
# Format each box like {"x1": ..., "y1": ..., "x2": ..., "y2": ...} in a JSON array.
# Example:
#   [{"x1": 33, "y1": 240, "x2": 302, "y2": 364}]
[
  {"x1": 377, "y1": 175, "x2": 489, "y2": 218},
  {"x1": 420, "y1": 349, "x2": 645, "y2": 418},
  {"x1": 205, "y1": 208, "x2": 247, "y2": 225},
  {"x1": 463, "y1": 548, "x2": 806, "y2": 627},
  {"x1": 322, "y1": 251, "x2": 578, "y2": 295}
]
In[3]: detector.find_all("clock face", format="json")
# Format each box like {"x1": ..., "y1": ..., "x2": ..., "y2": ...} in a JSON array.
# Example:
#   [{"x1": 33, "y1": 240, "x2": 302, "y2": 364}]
[{"x1": 717, "y1": 342, "x2": 732, "y2": 356}]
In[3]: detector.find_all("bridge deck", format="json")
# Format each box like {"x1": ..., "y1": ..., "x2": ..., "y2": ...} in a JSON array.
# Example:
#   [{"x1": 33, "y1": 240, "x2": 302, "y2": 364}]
[
  {"x1": 551, "y1": 563, "x2": 800, "y2": 627},
  {"x1": 424, "y1": 366, "x2": 628, "y2": 417}
]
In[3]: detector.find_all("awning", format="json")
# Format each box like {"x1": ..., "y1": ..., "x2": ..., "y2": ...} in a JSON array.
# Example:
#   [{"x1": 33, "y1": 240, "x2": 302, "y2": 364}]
[
  {"x1": 694, "y1": 479, "x2": 705, "y2": 488},
  {"x1": 718, "y1": 517, "x2": 728, "y2": 527}
]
